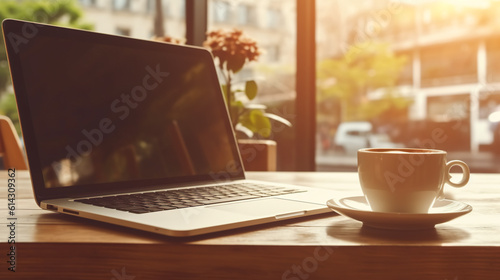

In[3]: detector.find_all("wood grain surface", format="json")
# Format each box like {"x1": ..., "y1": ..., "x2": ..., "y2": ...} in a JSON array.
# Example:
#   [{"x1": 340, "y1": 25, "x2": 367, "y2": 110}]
[{"x1": 1, "y1": 170, "x2": 499, "y2": 279}]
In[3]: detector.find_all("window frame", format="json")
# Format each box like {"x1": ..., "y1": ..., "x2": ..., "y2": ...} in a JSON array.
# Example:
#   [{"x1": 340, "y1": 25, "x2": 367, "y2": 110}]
[{"x1": 185, "y1": 0, "x2": 317, "y2": 170}]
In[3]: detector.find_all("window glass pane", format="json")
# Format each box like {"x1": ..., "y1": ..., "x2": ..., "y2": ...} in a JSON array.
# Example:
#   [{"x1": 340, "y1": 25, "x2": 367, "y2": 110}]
[
  {"x1": 212, "y1": 1, "x2": 231, "y2": 23},
  {"x1": 0, "y1": 0, "x2": 188, "y2": 142},
  {"x1": 78, "y1": 0, "x2": 186, "y2": 39},
  {"x1": 236, "y1": 4, "x2": 257, "y2": 26},
  {"x1": 113, "y1": 0, "x2": 130, "y2": 11},
  {"x1": 486, "y1": 38, "x2": 500, "y2": 82},
  {"x1": 316, "y1": 0, "x2": 500, "y2": 173},
  {"x1": 208, "y1": 0, "x2": 297, "y2": 170},
  {"x1": 420, "y1": 41, "x2": 477, "y2": 87},
  {"x1": 267, "y1": 8, "x2": 282, "y2": 30},
  {"x1": 79, "y1": 0, "x2": 97, "y2": 7},
  {"x1": 160, "y1": 0, "x2": 185, "y2": 19}
]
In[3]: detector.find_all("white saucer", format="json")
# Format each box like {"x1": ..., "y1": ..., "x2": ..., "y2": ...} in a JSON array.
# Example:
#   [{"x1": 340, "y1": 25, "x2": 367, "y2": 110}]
[{"x1": 326, "y1": 196, "x2": 472, "y2": 230}]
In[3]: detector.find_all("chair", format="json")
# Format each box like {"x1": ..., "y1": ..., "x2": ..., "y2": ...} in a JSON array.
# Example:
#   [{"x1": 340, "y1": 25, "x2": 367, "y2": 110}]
[{"x1": 0, "y1": 115, "x2": 27, "y2": 170}]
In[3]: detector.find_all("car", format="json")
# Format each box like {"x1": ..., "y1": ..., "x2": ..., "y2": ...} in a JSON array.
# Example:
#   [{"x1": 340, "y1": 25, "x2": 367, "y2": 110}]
[{"x1": 334, "y1": 121, "x2": 403, "y2": 154}]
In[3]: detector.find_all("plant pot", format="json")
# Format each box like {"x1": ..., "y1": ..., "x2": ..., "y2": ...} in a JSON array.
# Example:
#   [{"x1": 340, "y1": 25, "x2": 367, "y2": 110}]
[{"x1": 237, "y1": 139, "x2": 277, "y2": 171}]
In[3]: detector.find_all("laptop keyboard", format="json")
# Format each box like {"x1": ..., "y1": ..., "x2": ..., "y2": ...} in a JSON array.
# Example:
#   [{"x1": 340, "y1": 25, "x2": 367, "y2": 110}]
[{"x1": 74, "y1": 183, "x2": 306, "y2": 214}]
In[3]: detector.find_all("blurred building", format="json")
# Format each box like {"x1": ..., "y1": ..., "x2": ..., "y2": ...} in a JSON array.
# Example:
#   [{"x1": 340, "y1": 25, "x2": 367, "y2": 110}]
[
  {"x1": 78, "y1": 0, "x2": 186, "y2": 39},
  {"x1": 319, "y1": 0, "x2": 500, "y2": 153},
  {"x1": 77, "y1": 0, "x2": 500, "y2": 153},
  {"x1": 78, "y1": 0, "x2": 297, "y2": 104},
  {"x1": 207, "y1": 0, "x2": 296, "y2": 104}
]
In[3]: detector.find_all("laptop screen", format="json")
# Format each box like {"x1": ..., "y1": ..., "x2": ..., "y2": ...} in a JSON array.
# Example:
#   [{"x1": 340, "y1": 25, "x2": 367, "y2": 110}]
[{"x1": 4, "y1": 20, "x2": 244, "y2": 196}]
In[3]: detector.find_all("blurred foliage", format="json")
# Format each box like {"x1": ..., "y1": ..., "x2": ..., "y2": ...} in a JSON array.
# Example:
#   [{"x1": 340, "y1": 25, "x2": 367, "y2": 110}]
[
  {"x1": 0, "y1": 0, "x2": 93, "y2": 135},
  {"x1": 204, "y1": 29, "x2": 291, "y2": 138},
  {"x1": 318, "y1": 42, "x2": 411, "y2": 122}
]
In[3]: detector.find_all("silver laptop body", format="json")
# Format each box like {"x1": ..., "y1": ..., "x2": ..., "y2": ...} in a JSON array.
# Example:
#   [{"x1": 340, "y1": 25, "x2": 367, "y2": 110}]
[{"x1": 3, "y1": 19, "x2": 333, "y2": 237}]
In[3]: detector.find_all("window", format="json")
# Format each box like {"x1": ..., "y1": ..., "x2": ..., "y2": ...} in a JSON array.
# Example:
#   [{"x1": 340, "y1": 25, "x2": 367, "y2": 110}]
[
  {"x1": 178, "y1": 0, "x2": 186, "y2": 20},
  {"x1": 146, "y1": 0, "x2": 155, "y2": 13},
  {"x1": 420, "y1": 41, "x2": 477, "y2": 87},
  {"x1": 479, "y1": 92, "x2": 500, "y2": 120},
  {"x1": 208, "y1": 0, "x2": 297, "y2": 170},
  {"x1": 79, "y1": 0, "x2": 97, "y2": 6},
  {"x1": 395, "y1": 51, "x2": 413, "y2": 86},
  {"x1": 38, "y1": 0, "x2": 500, "y2": 172},
  {"x1": 266, "y1": 45, "x2": 281, "y2": 62},
  {"x1": 147, "y1": 0, "x2": 187, "y2": 19},
  {"x1": 237, "y1": 4, "x2": 257, "y2": 26},
  {"x1": 146, "y1": 0, "x2": 185, "y2": 19},
  {"x1": 486, "y1": 38, "x2": 500, "y2": 82},
  {"x1": 113, "y1": 0, "x2": 131, "y2": 11},
  {"x1": 267, "y1": 8, "x2": 282, "y2": 29},
  {"x1": 212, "y1": 1, "x2": 231, "y2": 23},
  {"x1": 316, "y1": 0, "x2": 500, "y2": 173}
]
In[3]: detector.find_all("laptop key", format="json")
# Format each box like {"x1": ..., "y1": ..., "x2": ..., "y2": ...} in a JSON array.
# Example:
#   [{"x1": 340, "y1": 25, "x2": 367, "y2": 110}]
[
  {"x1": 199, "y1": 195, "x2": 259, "y2": 205},
  {"x1": 143, "y1": 207, "x2": 164, "y2": 212},
  {"x1": 157, "y1": 205, "x2": 177, "y2": 210},
  {"x1": 183, "y1": 202, "x2": 203, "y2": 207},
  {"x1": 128, "y1": 209, "x2": 150, "y2": 214},
  {"x1": 74, "y1": 183, "x2": 304, "y2": 213}
]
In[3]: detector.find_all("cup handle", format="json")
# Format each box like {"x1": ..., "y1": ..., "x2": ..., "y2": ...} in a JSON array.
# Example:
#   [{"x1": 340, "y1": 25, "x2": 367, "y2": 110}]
[{"x1": 445, "y1": 160, "x2": 470, "y2": 188}]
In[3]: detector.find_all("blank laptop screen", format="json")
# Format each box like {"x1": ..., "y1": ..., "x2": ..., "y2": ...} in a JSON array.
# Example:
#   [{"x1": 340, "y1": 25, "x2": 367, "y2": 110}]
[{"x1": 5, "y1": 21, "x2": 243, "y2": 190}]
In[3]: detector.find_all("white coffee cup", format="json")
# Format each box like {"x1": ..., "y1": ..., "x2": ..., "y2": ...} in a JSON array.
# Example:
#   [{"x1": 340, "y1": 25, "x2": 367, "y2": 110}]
[{"x1": 357, "y1": 148, "x2": 470, "y2": 213}]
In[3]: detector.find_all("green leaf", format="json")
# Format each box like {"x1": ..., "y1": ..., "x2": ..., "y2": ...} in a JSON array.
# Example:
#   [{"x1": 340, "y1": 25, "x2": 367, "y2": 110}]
[
  {"x1": 231, "y1": 100, "x2": 245, "y2": 111},
  {"x1": 245, "y1": 80, "x2": 258, "y2": 100},
  {"x1": 238, "y1": 110, "x2": 269, "y2": 138},
  {"x1": 263, "y1": 113, "x2": 292, "y2": 127}
]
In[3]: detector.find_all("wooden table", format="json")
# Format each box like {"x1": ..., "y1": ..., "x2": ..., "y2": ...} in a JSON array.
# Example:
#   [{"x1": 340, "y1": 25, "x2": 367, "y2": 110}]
[{"x1": 1, "y1": 170, "x2": 499, "y2": 279}]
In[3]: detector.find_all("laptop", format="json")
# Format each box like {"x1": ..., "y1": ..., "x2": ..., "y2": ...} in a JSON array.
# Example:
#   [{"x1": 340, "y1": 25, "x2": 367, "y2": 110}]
[{"x1": 2, "y1": 19, "x2": 334, "y2": 237}]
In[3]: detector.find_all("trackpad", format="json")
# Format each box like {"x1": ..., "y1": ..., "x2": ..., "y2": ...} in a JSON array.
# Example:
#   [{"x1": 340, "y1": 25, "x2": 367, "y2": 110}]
[{"x1": 208, "y1": 198, "x2": 321, "y2": 217}]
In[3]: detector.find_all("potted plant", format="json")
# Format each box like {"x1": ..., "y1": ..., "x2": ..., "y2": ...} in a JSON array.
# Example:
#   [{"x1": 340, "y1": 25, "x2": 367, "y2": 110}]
[{"x1": 203, "y1": 29, "x2": 291, "y2": 170}]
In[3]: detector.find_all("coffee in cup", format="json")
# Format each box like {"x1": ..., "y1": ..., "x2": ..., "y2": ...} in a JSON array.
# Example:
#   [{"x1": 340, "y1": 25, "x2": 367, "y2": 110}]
[{"x1": 357, "y1": 148, "x2": 470, "y2": 213}]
